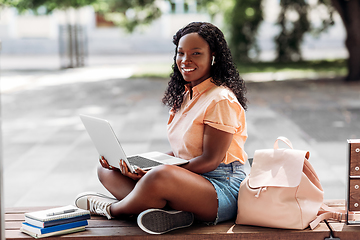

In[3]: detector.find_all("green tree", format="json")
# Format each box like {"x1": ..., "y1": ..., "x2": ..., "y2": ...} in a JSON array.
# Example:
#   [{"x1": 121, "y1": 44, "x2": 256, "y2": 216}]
[
  {"x1": 197, "y1": 0, "x2": 263, "y2": 62},
  {"x1": 94, "y1": 0, "x2": 262, "y2": 63},
  {"x1": 93, "y1": 0, "x2": 161, "y2": 32},
  {"x1": 274, "y1": 0, "x2": 310, "y2": 62},
  {"x1": 273, "y1": 0, "x2": 360, "y2": 81},
  {"x1": 3, "y1": 0, "x2": 359, "y2": 80},
  {"x1": 227, "y1": 0, "x2": 263, "y2": 62},
  {"x1": 2, "y1": 0, "x2": 98, "y2": 12},
  {"x1": 331, "y1": 0, "x2": 360, "y2": 81}
]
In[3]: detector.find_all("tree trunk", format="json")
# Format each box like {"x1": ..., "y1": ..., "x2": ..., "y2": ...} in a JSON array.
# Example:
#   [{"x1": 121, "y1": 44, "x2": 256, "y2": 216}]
[{"x1": 332, "y1": 0, "x2": 360, "y2": 81}]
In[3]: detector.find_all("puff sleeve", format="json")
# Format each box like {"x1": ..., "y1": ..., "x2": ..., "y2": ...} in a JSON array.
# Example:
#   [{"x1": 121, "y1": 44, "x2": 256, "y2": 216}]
[{"x1": 203, "y1": 99, "x2": 244, "y2": 134}]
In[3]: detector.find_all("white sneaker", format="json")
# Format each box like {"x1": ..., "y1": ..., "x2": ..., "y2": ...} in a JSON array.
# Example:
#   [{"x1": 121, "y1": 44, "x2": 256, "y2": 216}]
[
  {"x1": 75, "y1": 192, "x2": 118, "y2": 220},
  {"x1": 137, "y1": 209, "x2": 194, "y2": 234}
]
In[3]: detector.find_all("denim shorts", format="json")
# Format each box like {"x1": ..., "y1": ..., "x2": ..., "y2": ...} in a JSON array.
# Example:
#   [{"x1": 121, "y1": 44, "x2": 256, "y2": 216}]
[{"x1": 200, "y1": 161, "x2": 246, "y2": 225}]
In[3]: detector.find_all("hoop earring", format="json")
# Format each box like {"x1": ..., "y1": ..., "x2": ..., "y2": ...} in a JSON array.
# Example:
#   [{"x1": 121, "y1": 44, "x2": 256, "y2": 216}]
[{"x1": 211, "y1": 56, "x2": 215, "y2": 66}]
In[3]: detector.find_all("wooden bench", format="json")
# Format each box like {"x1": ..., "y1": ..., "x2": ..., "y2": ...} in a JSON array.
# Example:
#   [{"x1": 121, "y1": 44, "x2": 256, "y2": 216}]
[{"x1": 5, "y1": 202, "x2": 360, "y2": 240}]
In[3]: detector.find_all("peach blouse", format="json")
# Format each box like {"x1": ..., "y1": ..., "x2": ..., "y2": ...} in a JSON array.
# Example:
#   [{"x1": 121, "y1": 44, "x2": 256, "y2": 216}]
[{"x1": 167, "y1": 78, "x2": 248, "y2": 164}]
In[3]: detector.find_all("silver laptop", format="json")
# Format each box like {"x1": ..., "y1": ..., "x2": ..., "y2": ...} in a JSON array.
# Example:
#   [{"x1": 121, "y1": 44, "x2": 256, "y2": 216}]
[{"x1": 80, "y1": 114, "x2": 188, "y2": 173}]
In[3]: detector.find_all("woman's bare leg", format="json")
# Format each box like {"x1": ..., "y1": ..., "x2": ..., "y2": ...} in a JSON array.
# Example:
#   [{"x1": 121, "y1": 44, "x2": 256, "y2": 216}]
[
  {"x1": 97, "y1": 165, "x2": 136, "y2": 200},
  {"x1": 109, "y1": 165, "x2": 218, "y2": 222}
]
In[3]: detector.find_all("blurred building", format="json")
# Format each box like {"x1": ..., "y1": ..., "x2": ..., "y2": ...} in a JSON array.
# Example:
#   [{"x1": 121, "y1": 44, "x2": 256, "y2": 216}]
[
  {"x1": 0, "y1": 0, "x2": 347, "y2": 60},
  {"x1": 0, "y1": 0, "x2": 210, "y2": 56}
]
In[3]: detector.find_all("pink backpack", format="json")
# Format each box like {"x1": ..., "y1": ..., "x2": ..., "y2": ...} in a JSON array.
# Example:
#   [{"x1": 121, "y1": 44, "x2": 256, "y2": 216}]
[{"x1": 236, "y1": 137, "x2": 347, "y2": 229}]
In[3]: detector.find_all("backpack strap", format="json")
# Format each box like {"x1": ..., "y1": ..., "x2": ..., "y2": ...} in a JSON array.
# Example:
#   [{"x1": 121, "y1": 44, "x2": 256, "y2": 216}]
[
  {"x1": 309, "y1": 203, "x2": 355, "y2": 230},
  {"x1": 274, "y1": 136, "x2": 293, "y2": 149}
]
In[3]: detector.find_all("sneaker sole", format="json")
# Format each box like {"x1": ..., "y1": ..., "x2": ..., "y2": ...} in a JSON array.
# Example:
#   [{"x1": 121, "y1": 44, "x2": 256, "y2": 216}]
[{"x1": 137, "y1": 209, "x2": 194, "y2": 234}]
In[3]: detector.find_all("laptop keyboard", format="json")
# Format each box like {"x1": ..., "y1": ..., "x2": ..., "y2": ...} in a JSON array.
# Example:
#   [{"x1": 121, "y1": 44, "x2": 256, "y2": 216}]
[{"x1": 128, "y1": 155, "x2": 163, "y2": 169}]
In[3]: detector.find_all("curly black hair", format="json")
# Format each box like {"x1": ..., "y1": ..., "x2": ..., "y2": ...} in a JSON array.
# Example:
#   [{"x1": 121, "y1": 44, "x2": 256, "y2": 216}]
[{"x1": 162, "y1": 22, "x2": 247, "y2": 112}]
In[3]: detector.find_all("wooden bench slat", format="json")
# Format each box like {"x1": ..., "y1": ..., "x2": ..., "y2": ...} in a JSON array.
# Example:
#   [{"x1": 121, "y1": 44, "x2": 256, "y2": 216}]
[
  {"x1": 328, "y1": 222, "x2": 360, "y2": 239},
  {"x1": 88, "y1": 219, "x2": 137, "y2": 228},
  {"x1": 5, "y1": 206, "x2": 51, "y2": 213},
  {"x1": 5, "y1": 221, "x2": 22, "y2": 230},
  {"x1": 5, "y1": 213, "x2": 25, "y2": 221},
  {"x1": 9, "y1": 205, "x2": 360, "y2": 240},
  {"x1": 5, "y1": 226, "x2": 334, "y2": 240}
]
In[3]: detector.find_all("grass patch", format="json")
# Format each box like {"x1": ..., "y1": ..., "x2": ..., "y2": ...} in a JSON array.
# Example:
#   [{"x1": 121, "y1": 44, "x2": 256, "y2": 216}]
[
  {"x1": 236, "y1": 59, "x2": 347, "y2": 74},
  {"x1": 131, "y1": 59, "x2": 347, "y2": 79}
]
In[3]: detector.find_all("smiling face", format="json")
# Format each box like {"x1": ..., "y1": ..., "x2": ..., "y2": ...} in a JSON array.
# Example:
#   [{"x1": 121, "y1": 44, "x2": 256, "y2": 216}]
[{"x1": 176, "y1": 33, "x2": 213, "y2": 87}]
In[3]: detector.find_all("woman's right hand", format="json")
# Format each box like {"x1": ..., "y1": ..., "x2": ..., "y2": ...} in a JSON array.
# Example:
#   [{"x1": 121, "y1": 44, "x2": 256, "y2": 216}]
[
  {"x1": 119, "y1": 159, "x2": 147, "y2": 181},
  {"x1": 99, "y1": 156, "x2": 116, "y2": 170}
]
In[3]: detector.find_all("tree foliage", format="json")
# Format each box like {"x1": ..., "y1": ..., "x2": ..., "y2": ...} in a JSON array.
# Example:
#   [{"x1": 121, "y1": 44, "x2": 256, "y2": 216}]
[
  {"x1": 274, "y1": 0, "x2": 310, "y2": 62},
  {"x1": 93, "y1": 0, "x2": 161, "y2": 32},
  {"x1": 2, "y1": 0, "x2": 98, "y2": 13},
  {"x1": 274, "y1": 0, "x2": 335, "y2": 62},
  {"x1": 3, "y1": 0, "x2": 359, "y2": 80},
  {"x1": 227, "y1": 0, "x2": 263, "y2": 62},
  {"x1": 331, "y1": 0, "x2": 360, "y2": 81}
]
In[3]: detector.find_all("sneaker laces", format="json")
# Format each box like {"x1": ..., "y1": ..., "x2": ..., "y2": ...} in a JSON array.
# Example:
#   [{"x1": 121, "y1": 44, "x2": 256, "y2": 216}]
[{"x1": 88, "y1": 197, "x2": 112, "y2": 219}]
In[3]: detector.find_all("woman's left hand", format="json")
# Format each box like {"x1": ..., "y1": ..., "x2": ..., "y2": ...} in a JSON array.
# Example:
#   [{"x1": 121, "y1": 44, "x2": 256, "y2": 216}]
[{"x1": 119, "y1": 159, "x2": 147, "y2": 181}]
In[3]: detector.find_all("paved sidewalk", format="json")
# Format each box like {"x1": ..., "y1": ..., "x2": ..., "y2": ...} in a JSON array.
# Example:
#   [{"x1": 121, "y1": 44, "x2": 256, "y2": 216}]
[{"x1": 1, "y1": 55, "x2": 360, "y2": 208}]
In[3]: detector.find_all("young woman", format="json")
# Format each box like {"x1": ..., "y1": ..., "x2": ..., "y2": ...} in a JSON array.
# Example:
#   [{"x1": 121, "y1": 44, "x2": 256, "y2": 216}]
[{"x1": 75, "y1": 22, "x2": 248, "y2": 234}]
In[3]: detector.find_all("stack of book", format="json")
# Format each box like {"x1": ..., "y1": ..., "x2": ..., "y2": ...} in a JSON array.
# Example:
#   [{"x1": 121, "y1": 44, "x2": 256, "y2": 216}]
[{"x1": 20, "y1": 205, "x2": 91, "y2": 238}]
